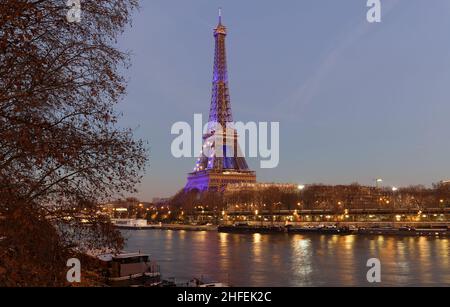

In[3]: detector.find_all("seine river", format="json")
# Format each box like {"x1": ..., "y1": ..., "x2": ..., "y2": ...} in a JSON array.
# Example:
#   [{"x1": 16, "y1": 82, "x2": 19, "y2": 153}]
[{"x1": 123, "y1": 230, "x2": 449, "y2": 287}]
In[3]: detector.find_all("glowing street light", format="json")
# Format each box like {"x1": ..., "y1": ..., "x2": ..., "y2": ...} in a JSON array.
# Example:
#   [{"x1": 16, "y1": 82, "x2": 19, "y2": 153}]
[
  {"x1": 392, "y1": 187, "x2": 398, "y2": 192},
  {"x1": 375, "y1": 178, "x2": 383, "y2": 188},
  {"x1": 298, "y1": 185, "x2": 305, "y2": 191}
]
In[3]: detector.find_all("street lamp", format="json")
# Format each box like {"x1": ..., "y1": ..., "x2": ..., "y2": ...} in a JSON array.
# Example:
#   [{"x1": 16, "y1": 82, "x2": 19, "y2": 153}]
[
  {"x1": 392, "y1": 186, "x2": 399, "y2": 209},
  {"x1": 297, "y1": 185, "x2": 305, "y2": 214},
  {"x1": 375, "y1": 178, "x2": 383, "y2": 188}
]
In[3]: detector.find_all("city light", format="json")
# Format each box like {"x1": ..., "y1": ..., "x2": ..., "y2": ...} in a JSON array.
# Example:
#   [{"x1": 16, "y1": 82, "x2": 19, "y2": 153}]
[{"x1": 376, "y1": 178, "x2": 383, "y2": 188}]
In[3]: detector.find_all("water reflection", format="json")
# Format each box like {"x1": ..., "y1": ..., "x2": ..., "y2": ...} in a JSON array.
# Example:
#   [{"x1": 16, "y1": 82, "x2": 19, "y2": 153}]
[
  {"x1": 291, "y1": 236, "x2": 313, "y2": 286},
  {"x1": 123, "y1": 230, "x2": 450, "y2": 287}
]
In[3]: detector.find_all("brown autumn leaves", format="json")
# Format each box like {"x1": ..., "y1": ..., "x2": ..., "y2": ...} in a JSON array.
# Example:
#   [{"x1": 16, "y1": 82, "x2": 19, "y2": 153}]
[{"x1": 0, "y1": 0, "x2": 147, "y2": 286}]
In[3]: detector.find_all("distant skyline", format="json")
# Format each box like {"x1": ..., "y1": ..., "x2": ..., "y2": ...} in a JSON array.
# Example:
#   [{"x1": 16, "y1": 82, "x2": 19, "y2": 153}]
[{"x1": 116, "y1": 0, "x2": 450, "y2": 200}]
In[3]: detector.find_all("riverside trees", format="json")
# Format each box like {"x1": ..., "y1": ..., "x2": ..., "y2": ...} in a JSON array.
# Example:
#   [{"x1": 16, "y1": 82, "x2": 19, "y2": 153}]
[{"x1": 0, "y1": 0, "x2": 146, "y2": 286}]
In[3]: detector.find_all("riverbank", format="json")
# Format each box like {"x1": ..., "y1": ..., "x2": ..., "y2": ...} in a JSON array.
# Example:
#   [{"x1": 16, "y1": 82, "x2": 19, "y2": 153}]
[
  {"x1": 115, "y1": 221, "x2": 449, "y2": 237},
  {"x1": 115, "y1": 223, "x2": 217, "y2": 231}
]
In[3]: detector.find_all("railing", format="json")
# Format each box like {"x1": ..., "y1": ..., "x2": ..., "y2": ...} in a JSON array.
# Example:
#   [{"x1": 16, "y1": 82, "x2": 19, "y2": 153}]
[
  {"x1": 219, "y1": 220, "x2": 450, "y2": 228},
  {"x1": 220, "y1": 208, "x2": 450, "y2": 216}
]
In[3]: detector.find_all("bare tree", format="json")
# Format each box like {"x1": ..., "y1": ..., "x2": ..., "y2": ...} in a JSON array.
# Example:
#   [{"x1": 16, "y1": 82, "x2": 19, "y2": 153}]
[{"x1": 0, "y1": 0, "x2": 146, "y2": 286}]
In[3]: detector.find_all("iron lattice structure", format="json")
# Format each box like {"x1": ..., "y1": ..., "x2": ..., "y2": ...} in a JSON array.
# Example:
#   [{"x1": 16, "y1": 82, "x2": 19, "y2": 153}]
[{"x1": 185, "y1": 11, "x2": 256, "y2": 192}]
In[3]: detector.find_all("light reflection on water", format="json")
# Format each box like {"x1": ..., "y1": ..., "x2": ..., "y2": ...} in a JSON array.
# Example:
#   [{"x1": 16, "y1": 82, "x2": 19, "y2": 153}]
[{"x1": 122, "y1": 230, "x2": 450, "y2": 287}]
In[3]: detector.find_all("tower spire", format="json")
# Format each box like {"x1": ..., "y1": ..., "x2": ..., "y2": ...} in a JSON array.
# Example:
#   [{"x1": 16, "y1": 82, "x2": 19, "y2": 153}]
[
  {"x1": 210, "y1": 7, "x2": 230, "y2": 128},
  {"x1": 214, "y1": 8, "x2": 227, "y2": 36}
]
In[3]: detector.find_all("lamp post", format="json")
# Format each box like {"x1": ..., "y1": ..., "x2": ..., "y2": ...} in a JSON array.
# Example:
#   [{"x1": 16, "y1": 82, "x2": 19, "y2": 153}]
[
  {"x1": 375, "y1": 178, "x2": 383, "y2": 188},
  {"x1": 392, "y1": 187, "x2": 398, "y2": 209},
  {"x1": 297, "y1": 184, "x2": 305, "y2": 213}
]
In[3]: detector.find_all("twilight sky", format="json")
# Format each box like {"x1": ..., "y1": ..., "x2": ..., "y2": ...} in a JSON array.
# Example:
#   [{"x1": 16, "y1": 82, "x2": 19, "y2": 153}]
[{"x1": 116, "y1": 0, "x2": 450, "y2": 200}]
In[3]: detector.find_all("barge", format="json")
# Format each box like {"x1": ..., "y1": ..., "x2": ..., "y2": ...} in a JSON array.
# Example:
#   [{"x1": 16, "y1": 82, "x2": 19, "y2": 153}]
[{"x1": 97, "y1": 252, "x2": 162, "y2": 287}]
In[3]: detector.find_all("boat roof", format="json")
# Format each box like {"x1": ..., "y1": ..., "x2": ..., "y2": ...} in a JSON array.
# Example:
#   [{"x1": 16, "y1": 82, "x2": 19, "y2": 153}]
[{"x1": 98, "y1": 252, "x2": 150, "y2": 262}]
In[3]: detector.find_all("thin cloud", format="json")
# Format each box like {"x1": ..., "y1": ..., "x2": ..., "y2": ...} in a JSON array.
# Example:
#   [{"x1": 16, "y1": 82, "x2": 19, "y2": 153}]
[{"x1": 282, "y1": 0, "x2": 402, "y2": 121}]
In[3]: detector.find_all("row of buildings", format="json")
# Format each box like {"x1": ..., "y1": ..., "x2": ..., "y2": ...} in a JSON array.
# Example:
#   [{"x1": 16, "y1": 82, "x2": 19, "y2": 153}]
[{"x1": 103, "y1": 181, "x2": 449, "y2": 224}]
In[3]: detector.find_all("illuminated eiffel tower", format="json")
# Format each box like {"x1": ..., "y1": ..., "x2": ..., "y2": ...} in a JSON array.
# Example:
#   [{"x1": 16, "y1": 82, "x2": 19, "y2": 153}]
[{"x1": 185, "y1": 9, "x2": 256, "y2": 192}]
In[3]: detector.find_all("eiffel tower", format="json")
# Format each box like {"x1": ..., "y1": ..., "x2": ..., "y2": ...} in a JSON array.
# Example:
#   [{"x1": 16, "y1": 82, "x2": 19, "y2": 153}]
[{"x1": 185, "y1": 10, "x2": 256, "y2": 192}]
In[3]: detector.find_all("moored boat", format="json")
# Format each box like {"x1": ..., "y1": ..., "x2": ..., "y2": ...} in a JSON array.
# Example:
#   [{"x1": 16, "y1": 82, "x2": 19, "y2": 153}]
[
  {"x1": 97, "y1": 252, "x2": 162, "y2": 287},
  {"x1": 318, "y1": 225, "x2": 353, "y2": 234},
  {"x1": 286, "y1": 225, "x2": 319, "y2": 233},
  {"x1": 218, "y1": 223, "x2": 285, "y2": 234},
  {"x1": 188, "y1": 277, "x2": 230, "y2": 287},
  {"x1": 357, "y1": 226, "x2": 449, "y2": 236}
]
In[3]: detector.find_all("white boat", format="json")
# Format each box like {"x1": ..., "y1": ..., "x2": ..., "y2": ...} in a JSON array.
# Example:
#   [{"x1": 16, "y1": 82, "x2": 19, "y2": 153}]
[
  {"x1": 199, "y1": 282, "x2": 230, "y2": 287},
  {"x1": 188, "y1": 277, "x2": 230, "y2": 287},
  {"x1": 111, "y1": 219, "x2": 150, "y2": 229}
]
